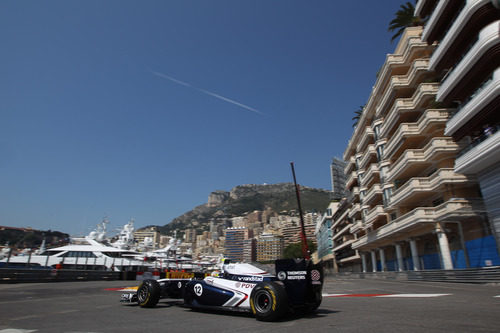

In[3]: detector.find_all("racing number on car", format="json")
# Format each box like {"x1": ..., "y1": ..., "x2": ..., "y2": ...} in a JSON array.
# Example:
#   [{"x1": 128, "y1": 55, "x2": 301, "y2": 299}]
[{"x1": 194, "y1": 283, "x2": 203, "y2": 296}]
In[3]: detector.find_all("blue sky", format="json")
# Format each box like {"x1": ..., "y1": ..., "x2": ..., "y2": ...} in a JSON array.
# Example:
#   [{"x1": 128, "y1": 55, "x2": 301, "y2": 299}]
[{"x1": 1, "y1": 0, "x2": 407, "y2": 235}]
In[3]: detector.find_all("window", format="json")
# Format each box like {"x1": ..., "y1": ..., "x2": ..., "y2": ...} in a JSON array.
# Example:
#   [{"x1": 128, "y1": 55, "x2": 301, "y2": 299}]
[
  {"x1": 376, "y1": 145, "x2": 385, "y2": 161},
  {"x1": 373, "y1": 125, "x2": 381, "y2": 141}
]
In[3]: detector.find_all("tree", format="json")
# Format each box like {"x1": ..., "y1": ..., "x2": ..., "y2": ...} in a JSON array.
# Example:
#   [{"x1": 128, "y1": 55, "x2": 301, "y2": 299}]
[
  {"x1": 352, "y1": 105, "x2": 364, "y2": 128},
  {"x1": 388, "y1": 1, "x2": 424, "y2": 43},
  {"x1": 283, "y1": 240, "x2": 317, "y2": 259}
]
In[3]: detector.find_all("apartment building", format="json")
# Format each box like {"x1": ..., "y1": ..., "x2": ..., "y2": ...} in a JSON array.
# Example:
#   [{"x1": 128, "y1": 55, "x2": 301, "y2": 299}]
[
  {"x1": 243, "y1": 238, "x2": 256, "y2": 262},
  {"x1": 315, "y1": 202, "x2": 336, "y2": 269},
  {"x1": 343, "y1": 22, "x2": 498, "y2": 272},
  {"x1": 415, "y1": 0, "x2": 500, "y2": 257},
  {"x1": 282, "y1": 220, "x2": 316, "y2": 246},
  {"x1": 224, "y1": 227, "x2": 251, "y2": 262},
  {"x1": 255, "y1": 233, "x2": 284, "y2": 262},
  {"x1": 330, "y1": 158, "x2": 347, "y2": 200},
  {"x1": 133, "y1": 227, "x2": 160, "y2": 248}
]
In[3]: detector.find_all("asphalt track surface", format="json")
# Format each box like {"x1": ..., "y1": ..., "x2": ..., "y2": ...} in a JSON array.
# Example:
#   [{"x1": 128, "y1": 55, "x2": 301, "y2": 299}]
[{"x1": 0, "y1": 278, "x2": 499, "y2": 333}]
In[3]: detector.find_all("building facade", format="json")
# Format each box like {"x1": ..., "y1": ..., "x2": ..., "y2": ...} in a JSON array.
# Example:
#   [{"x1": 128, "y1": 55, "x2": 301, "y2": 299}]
[
  {"x1": 282, "y1": 220, "x2": 317, "y2": 246},
  {"x1": 133, "y1": 227, "x2": 160, "y2": 248},
  {"x1": 315, "y1": 202, "x2": 336, "y2": 270},
  {"x1": 256, "y1": 233, "x2": 284, "y2": 262},
  {"x1": 224, "y1": 227, "x2": 251, "y2": 262},
  {"x1": 330, "y1": 158, "x2": 347, "y2": 200},
  {"x1": 343, "y1": 23, "x2": 499, "y2": 272},
  {"x1": 416, "y1": 0, "x2": 500, "y2": 257}
]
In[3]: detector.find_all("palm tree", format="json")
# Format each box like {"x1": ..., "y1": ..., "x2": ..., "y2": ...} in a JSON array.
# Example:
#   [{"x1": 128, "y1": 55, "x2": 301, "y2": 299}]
[
  {"x1": 388, "y1": 1, "x2": 423, "y2": 42},
  {"x1": 352, "y1": 105, "x2": 364, "y2": 128}
]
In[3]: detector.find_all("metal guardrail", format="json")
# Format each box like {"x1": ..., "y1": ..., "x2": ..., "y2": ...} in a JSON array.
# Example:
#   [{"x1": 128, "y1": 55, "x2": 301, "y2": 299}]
[
  {"x1": 325, "y1": 267, "x2": 500, "y2": 284},
  {"x1": 0, "y1": 268, "x2": 122, "y2": 283}
]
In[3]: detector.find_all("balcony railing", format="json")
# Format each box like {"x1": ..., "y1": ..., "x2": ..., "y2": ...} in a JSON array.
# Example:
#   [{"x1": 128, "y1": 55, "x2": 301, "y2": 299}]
[
  {"x1": 455, "y1": 128, "x2": 500, "y2": 174},
  {"x1": 457, "y1": 124, "x2": 499, "y2": 158},
  {"x1": 437, "y1": 20, "x2": 499, "y2": 102},
  {"x1": 352, "y1": 199, "x2": 485, "y2": 249},
  {"x1": 386, "y1": 137, "x2": 459, "y2": 182},
  {"x1": 388, "y1": 168, "x2": 472, "y2": 208},
  {"x1": 446, "y1": 68, "x2": 499, "y2": 137}
]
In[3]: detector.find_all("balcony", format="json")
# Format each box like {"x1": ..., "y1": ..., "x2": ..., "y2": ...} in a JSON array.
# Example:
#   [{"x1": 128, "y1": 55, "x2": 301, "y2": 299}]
[
  {"x1": 344, "y1": 27, "x2": 431, "y2": 160},
  {"x1": 386, "y1": 137, "x2": 459, "y2": 182},
  {"x1": 345, "y1": 170, "x2": 358, "y2": 190},
  {"x1": 348, "y1": 203, "x2": 361, "y2": 220},
  {"x1": 388, "y1": 169, "x2": 473, "y2": 208},
  {"x1": 360, "y1": 164, "x2": 380, "y2": 188},
  {"x1": 421, "y1": 0, "x2": 463, "y2": 44},
  {"x1": 332, "y1": 224, "x2": 352, "y2": 242},
  {"x1": 363, "y1": 184, "x2": 383, "y2": 206},
  {"x1": 332, "y1": 238, "x2": 355, "y2": 253},
  {"x1": 455, "y1": 129, "x2": 500, "y2": 174},
  {"x1": 349, "y1": 220, "x2": 364, "y2": 234},
  {"x1": 445, "y1": 68, "x2": 500, "y2": 138},
  {"x1": 352, "y1": 199, "x2": 485, "y2": 249},
  {"x1": 384, "y1": 109, "x2": 450, "y2": 160},
  {"x1": 380, "y1": 83, "x2": 440, "y2": 138},
  {"x1": 415, "y1": 0, "x2": 438, "y2": 18},
  {"x1": 344, "y1": 155, "x2": 356, "y2": 175},
  {"x1": 356, "y1": 127, "x2": 375, "y2": 153},
  {"x1": 332, "y1": 207, "x2": 349, "y2": 231},
  {"x1": 437, "y1": 20, "x2": 500, "y2": 103},
  {"x1": 375, "y1": 60, "x2": 431, "y2": 118},
  {"x1": 358, "y1": 145, "x2": 377, "y2": 170},
  {"x1": 363, "y1": 205, "x2": 387, "y2": 230},
  {"x1": 429, "y1": 0, "x2": 497, "y2": 72}
]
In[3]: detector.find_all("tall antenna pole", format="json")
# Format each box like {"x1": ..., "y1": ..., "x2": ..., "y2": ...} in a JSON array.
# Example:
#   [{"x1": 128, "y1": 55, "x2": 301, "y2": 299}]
[{"x1": 290, "y1": 162, "x2": 310, "y2": 260}]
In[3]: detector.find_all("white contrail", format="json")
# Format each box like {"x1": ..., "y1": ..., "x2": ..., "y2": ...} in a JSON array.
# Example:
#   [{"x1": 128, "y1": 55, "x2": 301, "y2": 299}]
[{"x1": 149, "y1": 69, "x2": 265, "y2": 116}]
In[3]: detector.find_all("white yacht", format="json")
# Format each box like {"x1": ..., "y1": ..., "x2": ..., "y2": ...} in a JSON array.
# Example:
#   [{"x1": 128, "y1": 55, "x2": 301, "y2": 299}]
[{"x1": 0, "y1": 220, "x2": 149, "y2": 271}]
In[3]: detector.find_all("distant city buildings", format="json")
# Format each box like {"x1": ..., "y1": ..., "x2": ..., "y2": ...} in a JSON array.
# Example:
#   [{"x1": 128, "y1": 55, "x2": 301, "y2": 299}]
[
  {"x1": 330, "y1": 158, "x2": 347, "y2": 200},
  {"x1": 224, "y1": 227, "x2": 252, "y2": 262},
  {"x1": 256, "y1": 233, "x2": 284, "y2": 262},
  {"x1": 133, "y1": 227, "x2": 160, "y2": 248}
]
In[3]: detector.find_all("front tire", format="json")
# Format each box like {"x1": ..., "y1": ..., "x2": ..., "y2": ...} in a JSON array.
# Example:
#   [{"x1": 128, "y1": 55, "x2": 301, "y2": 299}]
[
  {"x1": 137, "y1": 279, "x2": 161, "y2": 308},
  {"x1": 250, "y1": 281, "x2": 288, "y2": 321}
]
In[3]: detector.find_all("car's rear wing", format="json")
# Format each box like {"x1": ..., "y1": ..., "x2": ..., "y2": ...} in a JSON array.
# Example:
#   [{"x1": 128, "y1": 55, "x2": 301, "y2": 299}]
[{"x1": 275, "y1": 258, "x2": 323, "y2": 306}]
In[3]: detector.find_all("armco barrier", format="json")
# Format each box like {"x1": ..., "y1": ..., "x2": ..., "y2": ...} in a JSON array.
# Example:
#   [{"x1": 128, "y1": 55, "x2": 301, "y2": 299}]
[
  {"x1": 0, "y1": 268, "x2": 121, "y2": 283},
  {"x1": 324, "y1": 266, "x2": 500, "y2": 284}
]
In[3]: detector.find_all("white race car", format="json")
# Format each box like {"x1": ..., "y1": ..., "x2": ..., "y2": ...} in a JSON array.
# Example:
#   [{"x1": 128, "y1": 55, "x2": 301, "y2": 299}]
[{"x1": 121, "y1": 258, "x2": 323, "y2": 321}]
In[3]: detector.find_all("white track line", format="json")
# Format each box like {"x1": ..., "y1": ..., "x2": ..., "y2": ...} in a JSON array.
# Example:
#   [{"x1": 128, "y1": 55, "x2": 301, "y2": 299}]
[
  {"x1": 376, "y1": 294, "x2": 451, "y2": 297},
  {"x1": 322, "y1": 293, "x2": 451, "y2": 298}
]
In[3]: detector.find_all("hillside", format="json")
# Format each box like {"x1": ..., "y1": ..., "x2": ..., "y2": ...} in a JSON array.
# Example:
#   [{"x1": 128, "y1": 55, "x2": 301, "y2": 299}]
[
  {"x1": 0, "y1": 227, "x2": 69, "y2": 249},
  {"x1": 157, "y1": 183, "x2": 331, "y2": 236}
]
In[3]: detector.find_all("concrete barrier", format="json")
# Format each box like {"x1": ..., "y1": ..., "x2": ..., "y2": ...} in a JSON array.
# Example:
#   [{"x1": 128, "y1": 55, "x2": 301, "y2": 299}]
[
  {"x1": 0, "y1": 268, "x2": 121, "y2": 283},
  {"x1": 324, "y1": 266, "x2": 500, "y2": 284}
]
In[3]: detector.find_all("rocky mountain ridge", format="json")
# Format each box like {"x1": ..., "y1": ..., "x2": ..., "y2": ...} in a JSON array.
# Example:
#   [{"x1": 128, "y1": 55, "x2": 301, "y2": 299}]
[{"x1": 157, "y1": 183, "x2": 331, "y2": 236}]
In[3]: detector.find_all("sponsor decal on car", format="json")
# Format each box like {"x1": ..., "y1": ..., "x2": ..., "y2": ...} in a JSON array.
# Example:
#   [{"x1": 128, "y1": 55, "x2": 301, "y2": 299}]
[
  {"x1": 311, "y1": 270, "x2": 321, "y2": 281},
  {"x1": 237, "y1": 276, "x2": 264, "y2": 282},
  {"x1": 285, "y1": 270, "x2": 306, "y2": 280}
]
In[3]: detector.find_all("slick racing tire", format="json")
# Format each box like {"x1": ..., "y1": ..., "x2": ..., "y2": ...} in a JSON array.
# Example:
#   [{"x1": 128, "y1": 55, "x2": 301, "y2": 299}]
[
  {"x1": 250, "y1": 281, "x2": 288, "y2": 322},
  {"x1": 137, "y1": 279, "x2": 161, "y2": 308}
]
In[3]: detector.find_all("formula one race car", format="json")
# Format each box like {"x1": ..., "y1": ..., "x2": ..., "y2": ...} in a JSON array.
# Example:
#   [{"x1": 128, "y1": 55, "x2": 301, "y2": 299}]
[{"x1": 120, "y1": 258, "x2": 323, "y2": 321}]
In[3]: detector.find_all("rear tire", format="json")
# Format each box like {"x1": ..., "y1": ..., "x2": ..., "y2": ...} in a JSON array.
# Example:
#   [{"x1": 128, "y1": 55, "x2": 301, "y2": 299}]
[
  {"x1": 137, "y1": 279, "x2": 161, "y2": 308},
  {"x1": 307, "y1": 289, "x2": 322, "y2": 313},
  {"x1": 250, "y1": 281, "x2": 288, "y2": 321}
]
